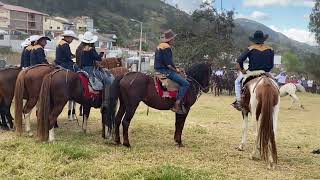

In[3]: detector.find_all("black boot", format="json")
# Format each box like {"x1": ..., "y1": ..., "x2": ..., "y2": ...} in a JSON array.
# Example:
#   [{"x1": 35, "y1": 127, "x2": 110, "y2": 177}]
[{"x1": 231, "y1": 100, "x2": 243, "y2": 111}]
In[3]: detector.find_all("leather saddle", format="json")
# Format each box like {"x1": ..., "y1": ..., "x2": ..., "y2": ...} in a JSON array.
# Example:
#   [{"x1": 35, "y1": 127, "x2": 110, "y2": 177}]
[
  {"x1": 154, "y1": 71, "x2": 187, "y2": 92},
  {"x1": 78, "y1": 71, "x2": 104, "y2": 91}
]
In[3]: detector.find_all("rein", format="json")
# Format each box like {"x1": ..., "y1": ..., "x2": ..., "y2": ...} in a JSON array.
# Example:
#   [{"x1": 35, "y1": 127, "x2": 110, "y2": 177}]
[{"x1": 187, "y1": 75, "x2": 210, "y2": 99}]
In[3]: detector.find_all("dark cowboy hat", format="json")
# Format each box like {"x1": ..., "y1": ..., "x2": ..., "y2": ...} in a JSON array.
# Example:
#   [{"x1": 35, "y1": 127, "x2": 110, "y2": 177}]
[
  {"x1": 160, "y1": 29, "x2": 177, "y2": 43},
  {"x1": 249, "y1": 30, "x2": 269, "y2": 44}
]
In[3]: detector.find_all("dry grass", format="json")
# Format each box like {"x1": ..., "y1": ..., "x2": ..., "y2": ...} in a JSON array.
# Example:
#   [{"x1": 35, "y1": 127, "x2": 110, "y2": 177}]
[{"x1": 0, "y1": 93, "x2": 319, "y2": 179}]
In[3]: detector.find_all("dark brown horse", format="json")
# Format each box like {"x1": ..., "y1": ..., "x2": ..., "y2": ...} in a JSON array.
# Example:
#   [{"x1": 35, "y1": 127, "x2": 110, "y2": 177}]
[
  {"x1": 37, "y1": 67, "x2": 128, "y2": 141},
  {"x1": 14, "y1": 64, "x2": 58, "y2": 136},
  {"x1": 108, "y1": 63, "x2": 211, "y2": 147},
  {"x1": 0, "y1": 66, "x2": 22, "y2": 129}
]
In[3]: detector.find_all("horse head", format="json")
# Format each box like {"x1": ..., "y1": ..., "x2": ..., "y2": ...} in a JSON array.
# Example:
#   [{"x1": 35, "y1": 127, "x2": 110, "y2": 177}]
[{"x1": 186, "y1": 63, "x2": 212, "y2": 93}]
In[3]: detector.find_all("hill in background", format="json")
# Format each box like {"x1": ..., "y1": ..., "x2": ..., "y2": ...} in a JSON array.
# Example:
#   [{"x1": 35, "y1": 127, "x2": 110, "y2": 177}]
[{"x1": 1, "y1": 0, "x2": 318, "y2": 55}]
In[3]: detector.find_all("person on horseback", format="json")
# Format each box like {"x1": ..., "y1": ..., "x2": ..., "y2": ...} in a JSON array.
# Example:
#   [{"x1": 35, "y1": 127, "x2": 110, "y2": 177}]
[
  {"x1": 232, "y1": 30, "x2": 275, "y2": 111},
  {"x1": 54, "y1": 30, "x2": 79, "y2": 71},
  {"x1": 154, "y1": 29, "x2": 190, "y2": 114},
  {"x1": 20, "y1": 35, "x2": 38, "y2": 69},
  {"x1": 78, "y1": 31, "x2": 114, "y2": 106},
  {"x1": 30, "y1": 35, "x2": 51, "y2": 66}
]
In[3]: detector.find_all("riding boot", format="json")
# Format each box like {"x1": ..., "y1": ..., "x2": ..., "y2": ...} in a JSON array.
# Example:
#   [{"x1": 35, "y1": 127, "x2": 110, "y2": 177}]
[{"x1": 171, "y1": 100, "x2": 185, "y2": 114}]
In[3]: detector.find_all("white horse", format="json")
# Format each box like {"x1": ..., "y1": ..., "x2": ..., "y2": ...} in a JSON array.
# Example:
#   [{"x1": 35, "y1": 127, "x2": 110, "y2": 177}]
[
  {"x1": 238, "y1": 75, "x2": 280, "y2": 169},
  {"x1": 279, "y1": 83, "x2": 305, "y2": 109}
]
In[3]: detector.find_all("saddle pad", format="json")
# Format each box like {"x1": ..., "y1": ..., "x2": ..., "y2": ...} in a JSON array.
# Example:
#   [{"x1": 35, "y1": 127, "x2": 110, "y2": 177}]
[
  {"x1": 154, "y1": 78, "x2": 178, "y2": 98},
  {"x1": 242, "y1": 70, "x2": 266, "y2": 86},
  {"x1": 154, "y1": 73, "x2": 180, "y2": 91},
  {"x1": 78, "y1": 73, "x2": 101, "y2": 100}
]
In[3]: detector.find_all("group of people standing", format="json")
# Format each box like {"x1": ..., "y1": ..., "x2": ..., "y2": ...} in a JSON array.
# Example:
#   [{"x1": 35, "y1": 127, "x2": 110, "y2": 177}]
[{"x1": 20, "y1": 30, "x2": 114, "y2": 88}]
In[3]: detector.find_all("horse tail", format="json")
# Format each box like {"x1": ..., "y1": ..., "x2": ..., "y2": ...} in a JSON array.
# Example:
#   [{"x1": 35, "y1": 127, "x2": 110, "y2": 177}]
[
  {"x1": 295, "y1": 84, "x2": 306, "y2": 93},
  {"x1": 258, "y1": 79, "x2": 278, "y2": 164},
  {"x1": 14, "y1": 69, "x2": 26, "y2": 136},
  {"x1": 37, "y1": 74, "x2": 52, "y2": 141}
]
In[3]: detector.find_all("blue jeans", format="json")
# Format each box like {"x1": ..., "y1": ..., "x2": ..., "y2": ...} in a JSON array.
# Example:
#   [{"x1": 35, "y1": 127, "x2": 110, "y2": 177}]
[
  {"x1": 83, "y1": 66, "x2": 114, "y2": 86},
  {"x1": 156, "y1": 68, "x2": 190, "y2": 100},
  {"x1": 58, "y1": 61, "x2": 79, "y2": 72},
  {"x1": 235, "y1": 73, "x2": 244, "y2": 101}
]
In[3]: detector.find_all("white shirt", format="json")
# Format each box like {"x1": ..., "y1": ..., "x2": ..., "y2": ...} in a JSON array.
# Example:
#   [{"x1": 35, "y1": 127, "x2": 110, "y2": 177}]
[
  {"x1": 307, "y1": 80, "x2": 314, "y2": 87},
  {"x1": 275, "y1": 74, "x2": 287, "y2": 84},
  {"x1": 215, "y1": 70, "x2": 224, "y2": 76}
]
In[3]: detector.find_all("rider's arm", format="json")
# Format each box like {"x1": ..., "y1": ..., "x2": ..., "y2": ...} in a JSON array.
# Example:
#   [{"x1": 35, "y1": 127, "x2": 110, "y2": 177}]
[
  {"x1": 91, "y1": 49, "x2": 103, "y2": 62},
  {"x1": 38, "y1": 48, "x2": 48, "y2": 64},
  {"x1": 162, "y1": 48, "x2": 177, "y2": 71},
  {"x1": 236, "y1": 49, "x2": 250, "y2": 73},
  {"x1": 62, "y1": 44, "x2": 74, "y2": 61}
]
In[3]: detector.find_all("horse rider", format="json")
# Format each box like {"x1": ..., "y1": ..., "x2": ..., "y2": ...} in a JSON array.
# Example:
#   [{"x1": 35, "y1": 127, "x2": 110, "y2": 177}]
[
  {"x1": 78, "y1": 31, "x2": 114, "y2": 106},
  {"x1": 154, "y1": 29, "x2": 190, "y2": 114},
  {"x1": 232, "y1": 30, "x2": 275, "y2": 111},
  {"x1": 30, "y1": 35, "x2": 51, "y2": 66},
  {"x1": 54, "y1": 30, "x2": 79, "y2": 71},
  {"x1": 275, "y1": 71, "x2": 287, "y2": 86},
  {"x1": 20, "y1": 35, "x2": 38, "y2": 69}
]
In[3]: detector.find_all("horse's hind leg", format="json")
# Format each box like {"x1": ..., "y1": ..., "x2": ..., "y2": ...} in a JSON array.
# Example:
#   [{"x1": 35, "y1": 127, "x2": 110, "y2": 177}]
[
  {"x1": 48, "y1": 102, "x2": 67, "y2": 142},
  {"x1": 292, "y1": 94, "x2": 304, "y2": 109},
  {"x1": 238, "y1": 110, "x2": 249, "y2": 151},
  {"x1": 122, "y1": 103, "x2": 139, "y2": 148},
  {"x1": 115, "y1": 102, "x2": 125, "y2": 144}
]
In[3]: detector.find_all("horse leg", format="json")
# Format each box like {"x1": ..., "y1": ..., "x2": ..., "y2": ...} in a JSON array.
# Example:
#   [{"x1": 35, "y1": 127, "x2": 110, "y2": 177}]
[
  {"x1": 122, "y1": 103, "x2": 139, "y2": 148},
  {"x1": 268, "y1": 102, "x2": 280, "y2": 170},
  {"x1": 0, "y1": 113, "x2": 9, "y2": 130},
  {"x1": 82, "y1": 105, "x2": 91, "y2": 133},
  {"x1": 68, "y1": 101, "x2": 73, "y2": 121},
  {"x1": 79, "y1": 105, "x2": 83, "y2": 116},
  {"x1": 114, "y1": 102, "x2": 125, "y2": 144},
  {"x1": 238, "y1": 110, "x2": 249, "y2": 151},
  {"x1": 5, "y1": 110, "x2": 14, "y2": 129},
  {"x1": 249, "y1": 100, "x2": 261, "y2": 160},
  {"x1": 48, "y1": 103, "x2": 67, "y2": 142},
  {"x1": 72, "y1": 102, "x2": 77, "y2": 120},
  {"x1": 292, "y1": 94, "x2": 304, "y2": 109},
  {"x1": 174, "y1": 112, "x2": 189, "y2": 147}
]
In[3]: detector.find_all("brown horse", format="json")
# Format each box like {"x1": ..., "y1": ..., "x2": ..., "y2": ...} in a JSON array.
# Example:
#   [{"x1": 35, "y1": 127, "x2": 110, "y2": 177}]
[
  {"x1": 14, "y1": 64, "x2": 58, "y2": 136},
  {"x1": 0, "y1": 66, "x2": 22, "y2": 129},
  {"x1": 98, "y1": 57, "x2": 123, "y2": 69},
  {"x1": 238, "y1": 75, "x2": 279, "y2": 169},
  {"x1": 108, "y1": 63, "x2": 211, "y2": 147},
  {"x1": 37, "y1": 67, "x2": 128, "y2": 141}
]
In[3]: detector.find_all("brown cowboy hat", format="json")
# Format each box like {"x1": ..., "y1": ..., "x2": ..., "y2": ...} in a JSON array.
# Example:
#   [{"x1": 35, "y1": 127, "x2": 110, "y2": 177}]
[
  {"x1": 160, "y1": 29, "x2": 177, "y2": 43},
  {"x1": 249, "y1": 30, "x2": 269, "y2": 44}
]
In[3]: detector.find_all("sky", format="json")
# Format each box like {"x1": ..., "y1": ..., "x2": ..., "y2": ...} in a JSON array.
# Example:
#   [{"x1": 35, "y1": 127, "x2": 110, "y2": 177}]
[{"x1": 164, "y1": 0, "x2": 317, "y2": 46}]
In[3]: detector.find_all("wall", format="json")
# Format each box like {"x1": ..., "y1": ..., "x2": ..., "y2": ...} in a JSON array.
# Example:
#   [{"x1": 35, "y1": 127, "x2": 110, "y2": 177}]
[{"x1": 0, "y1": 8, "x2": 9, "y2": 30}]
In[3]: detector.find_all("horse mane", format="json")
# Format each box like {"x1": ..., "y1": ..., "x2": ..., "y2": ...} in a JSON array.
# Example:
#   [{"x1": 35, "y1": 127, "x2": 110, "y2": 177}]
[{"x1": 186, "y1": 63, "x2": 210, "y2": 86}]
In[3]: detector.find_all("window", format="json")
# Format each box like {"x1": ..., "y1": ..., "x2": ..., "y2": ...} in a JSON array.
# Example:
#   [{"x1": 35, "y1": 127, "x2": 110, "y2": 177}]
[
  {"x1": 0, "y1": 35, "x2": 4, "y2": 40},
  {"x1": 57, "y1": 26, "x2": 60, "y2": 30},
  {"x1": 50, "y1": 26, "x2": 52, "y2": 29},
  {"x1": 29, "y1": 22, "x2": 36, "y2": 28}
]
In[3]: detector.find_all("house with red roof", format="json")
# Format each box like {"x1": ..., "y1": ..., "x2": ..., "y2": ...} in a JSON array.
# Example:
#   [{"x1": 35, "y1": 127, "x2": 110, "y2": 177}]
[{"x1": 0, "y1": 1, "x2": 48, "y2": 35}]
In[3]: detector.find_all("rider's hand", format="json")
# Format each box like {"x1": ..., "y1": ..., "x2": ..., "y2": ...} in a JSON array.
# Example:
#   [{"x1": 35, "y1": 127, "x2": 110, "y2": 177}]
[{"x1": 241, "y1": 69, "x2": 247, "y2": 74}]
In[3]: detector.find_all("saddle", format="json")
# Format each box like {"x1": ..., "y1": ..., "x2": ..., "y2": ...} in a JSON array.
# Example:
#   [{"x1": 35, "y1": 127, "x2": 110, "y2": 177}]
[
  {"x1": 78, "y1": 71, "x2": 102, "y2": 100},
  {"x1": 78, "y1": 70, "x2": 104, "y2": 91},
  {"x1": 154, "y1": 71, "x2": 187, "y2": 98},
  {"x1": 240, "y1": 70, "x2": 276, "y2": 112}
]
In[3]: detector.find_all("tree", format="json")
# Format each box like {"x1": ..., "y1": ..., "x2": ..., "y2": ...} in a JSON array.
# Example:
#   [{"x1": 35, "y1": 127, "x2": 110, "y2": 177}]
[
  {"x1": 309, "y1": 0, "x2": 320, "y2": 44},
  {"x1": 282, "y1": 52, "x2": 304, "y2": 73},
  {"x1": 303, "y1": 53, "x2": 320, "y2": 81}
]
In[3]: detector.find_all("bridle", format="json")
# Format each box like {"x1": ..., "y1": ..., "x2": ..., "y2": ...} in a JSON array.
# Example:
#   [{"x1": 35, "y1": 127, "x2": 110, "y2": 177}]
[{"x1": 187, "y1": 75, "x2": 211, "y2": 99}]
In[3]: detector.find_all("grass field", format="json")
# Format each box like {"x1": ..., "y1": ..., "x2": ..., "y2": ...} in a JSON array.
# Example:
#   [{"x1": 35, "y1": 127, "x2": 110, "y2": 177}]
[{"x1": 0, "y1": 93, "x2": 319, "y2": 179}]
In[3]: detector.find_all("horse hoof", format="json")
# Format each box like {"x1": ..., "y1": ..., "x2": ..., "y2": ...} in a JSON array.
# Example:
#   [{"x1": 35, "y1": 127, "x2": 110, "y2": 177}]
[
  {"x1": 28, "y1": 132, "x2": 33, "y2": 137},
  {"x1": 123, "y1": 143, "x2": 131, "y2": 148},
  {"x1": 236, "y1": 146, "x2": 245, "y2": 151},
  {"x1": 0, "y1": 126, "x2": 9, "y2": 131},
  {"x1": 268, "y1": 164, "x2": 276, "y2": 170},
  {"x1": 175, "y1": 143, "x2": 184, "y2": 148}
]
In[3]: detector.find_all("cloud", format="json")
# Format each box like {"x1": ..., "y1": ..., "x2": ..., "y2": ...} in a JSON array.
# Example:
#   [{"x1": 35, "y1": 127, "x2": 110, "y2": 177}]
[
  {"x1": 269, "y1": 25, "x2": 318, "y2": 46},
  {"x1": 162, "y1": 0, "x2": 204, "y2": 13},
  {"x1": 237, "y1": 11, "x2": 270, "y2": 21},
  {"x1": 243, "y1": 0, "x2": 315, "y2": 8}
]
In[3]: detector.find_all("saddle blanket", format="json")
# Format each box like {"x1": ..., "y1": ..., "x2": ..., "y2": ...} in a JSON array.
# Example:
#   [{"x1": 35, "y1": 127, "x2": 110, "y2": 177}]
[
  {"x1": 78, "y1": 72, "x2": 101, "y2": 100},
  {"x1": 154, "y1": 78, "x2": 178, "y2": 98}
]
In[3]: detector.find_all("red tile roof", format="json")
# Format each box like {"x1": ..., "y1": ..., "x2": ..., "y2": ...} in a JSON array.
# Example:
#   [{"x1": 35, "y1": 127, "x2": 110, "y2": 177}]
[{"x1": 0, "y1": 2, "x2": 48, "y2": 16}]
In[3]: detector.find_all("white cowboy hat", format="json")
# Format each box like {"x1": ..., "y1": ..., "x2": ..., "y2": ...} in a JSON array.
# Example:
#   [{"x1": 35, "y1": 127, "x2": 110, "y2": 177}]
[
  {"x1": 79, "y1": 31, "x2": 98, "y2": 44},
  {"x1": 29, "y1": 35, "x2": 40, "y2": 42},
  {"x1": 61, "y1": 30, "x2": 78, "y2": 40},
  {"x1": 21, "y1": 38, "x2": 31, "y2": 47},
  {"x1": 33, "y1": 35, "x2": 51, "y2": 43}
]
